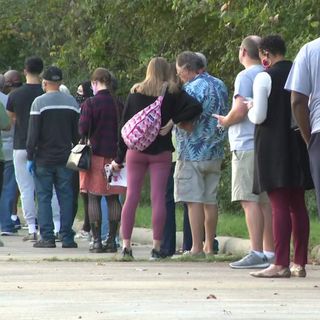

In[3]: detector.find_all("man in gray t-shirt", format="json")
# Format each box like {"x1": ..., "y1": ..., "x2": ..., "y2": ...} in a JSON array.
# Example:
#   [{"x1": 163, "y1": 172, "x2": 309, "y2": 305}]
[
  {"x1": 215, "y1": 36, "x2": 274, "y2": 270},
  {"x1": 285, "y1": 37, "x2": 320, "y2": 217}
]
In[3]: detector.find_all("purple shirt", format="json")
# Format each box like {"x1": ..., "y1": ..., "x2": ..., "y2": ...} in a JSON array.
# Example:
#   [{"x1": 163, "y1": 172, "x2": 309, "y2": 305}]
[{"x1": 79, "y1": 89, "x2": 122, "y2": 158}]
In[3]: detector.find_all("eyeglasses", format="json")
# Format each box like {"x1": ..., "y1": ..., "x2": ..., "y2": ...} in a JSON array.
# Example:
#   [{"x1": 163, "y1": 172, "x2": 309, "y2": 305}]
[{"x1": 176, "y1": 65, "x2": 187, "y2": 77}]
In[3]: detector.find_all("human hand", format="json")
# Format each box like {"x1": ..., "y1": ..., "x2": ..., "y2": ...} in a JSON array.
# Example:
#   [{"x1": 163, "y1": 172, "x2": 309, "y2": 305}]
[
  {"x1": 111, "y1": 160, "x2": 123, "y2": 172},
  {"x1": 26, "y1": 160, "x2": 35, "y2": 176},
  {"x1": 212, "y1": 114, "x2": 226, "y2": 128},
  {"x1": 159, "y1": 119, "x2": 174, "y2": 136},
  {"x1": 243, "y1": 97, "x2": 253, "y2": 110}
]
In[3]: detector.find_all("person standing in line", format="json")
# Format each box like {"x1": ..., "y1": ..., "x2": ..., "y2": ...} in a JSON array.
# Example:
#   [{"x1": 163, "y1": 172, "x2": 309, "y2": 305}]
[
  {"x1": 215, "y1": 36, "x2": 274, "y2": 269},
  {"x1": 285, "y1": 37, "x2": 320, "y2": 217},
  {"x1": 79, "y1": 68, "x2": 124, "y2": 254},
  {"x1": 27, "y1": 66, "x2": 79, "y2": 248},
  {"x1": 6, "y1": 58, "x2": 44, "y2": 241},
  {"x1": 248, "y1": 35, "x2": 311, "y2": 278},
  {"x1": 112, "y1": 57, "x2": 202, "y2": 260},
  {"x1": 0, "y1": 73, "x2": 18, "y2": 236},
  {"x1": 175, "y1": 51, "x2": 228, "y2": 257}
]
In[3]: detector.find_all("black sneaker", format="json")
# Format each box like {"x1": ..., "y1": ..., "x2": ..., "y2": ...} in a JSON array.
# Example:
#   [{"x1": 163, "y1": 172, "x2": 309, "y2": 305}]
[
  {"x1": 121, "y1": 247, "x2": 134, "y2": 261},
  {"x1": 33, "y1": 239, "x2": 56, "y2": 248},
  {"x1": 213, "y1": 238, "x2": 219, "y2": 254},
  {"x1": 150, "y1": 248, "x2": 165, "y2": 261},
  {"x1": 12, "y1": 216, "x2": 22, "y2": 230},
  {"x1": 62, "y1": 241, "x2": 78, "y2": 248}
]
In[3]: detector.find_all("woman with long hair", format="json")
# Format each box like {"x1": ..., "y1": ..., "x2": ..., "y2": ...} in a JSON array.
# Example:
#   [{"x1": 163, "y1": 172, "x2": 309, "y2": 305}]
[
  {"x1": 79, "y1": 68, "x2": 123, "y2": 253},
  {"x1": 248, "y1": 35, "x2": 312, "y2": 278},
  {"x1": 112, "y1": 57, "x2": 202, "y2": 260}
]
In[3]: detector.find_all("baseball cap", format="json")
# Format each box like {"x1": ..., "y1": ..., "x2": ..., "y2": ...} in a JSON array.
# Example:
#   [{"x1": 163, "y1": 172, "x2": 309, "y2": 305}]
[{"x1": 42, "y1": 66, "x2": 63, "y2": 81}]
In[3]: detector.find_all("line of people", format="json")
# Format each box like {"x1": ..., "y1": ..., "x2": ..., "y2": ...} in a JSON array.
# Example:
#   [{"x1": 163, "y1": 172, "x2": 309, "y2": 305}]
[{"x1": 0, "y1": 35, "x2": 319, "y2": 280}]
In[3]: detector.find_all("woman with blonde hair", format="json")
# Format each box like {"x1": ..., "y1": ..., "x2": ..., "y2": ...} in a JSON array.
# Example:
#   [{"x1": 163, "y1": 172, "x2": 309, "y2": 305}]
[
  {"x1": 112, "y1": 57, "x2": 202, "y2": 260},
  {"x1": 79, "y1": 68, "x2": 123, "y2": 253}
]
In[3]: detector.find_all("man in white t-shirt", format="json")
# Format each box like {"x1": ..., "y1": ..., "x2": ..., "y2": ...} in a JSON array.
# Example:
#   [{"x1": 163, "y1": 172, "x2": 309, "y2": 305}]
[
  {"x1": 215, "y1": 36, "x2": 274, "y2": 269},
  {"x1": 285, "y1": 37, "x2": 320, "y2": 216}
]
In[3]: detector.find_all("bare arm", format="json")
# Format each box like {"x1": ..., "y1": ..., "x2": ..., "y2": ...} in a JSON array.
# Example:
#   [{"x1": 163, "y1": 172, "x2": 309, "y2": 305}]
[
  {"x1": 214, "y1": 96, "x2": 247, "y2": 127},
  {"x1": 291, "y1": 91, "x2": 311, "y2": 144}
]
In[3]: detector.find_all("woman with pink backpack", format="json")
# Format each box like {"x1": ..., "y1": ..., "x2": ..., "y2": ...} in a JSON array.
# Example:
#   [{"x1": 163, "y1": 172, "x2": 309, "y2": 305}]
[{"x1": 112, "y1": 57, "x2": 202, "y2": 260}]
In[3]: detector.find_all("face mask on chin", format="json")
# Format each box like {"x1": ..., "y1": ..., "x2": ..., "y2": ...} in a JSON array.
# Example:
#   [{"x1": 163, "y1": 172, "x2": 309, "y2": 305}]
[{"x1": 75, "y1": 93, "x2": 85, "y2": 104}]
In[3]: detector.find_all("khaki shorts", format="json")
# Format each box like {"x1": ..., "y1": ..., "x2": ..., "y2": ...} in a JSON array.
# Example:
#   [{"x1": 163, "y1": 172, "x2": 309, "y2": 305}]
[
  {"x1": 232, "y1": 150, "x2": 269, "y2": 203},
  {"x1": 174, "y1": 159, "x2": 222, "y2": 205}
]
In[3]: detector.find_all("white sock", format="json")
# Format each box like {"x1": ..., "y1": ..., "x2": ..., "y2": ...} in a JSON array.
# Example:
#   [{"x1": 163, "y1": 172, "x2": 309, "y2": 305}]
[
  {"x1": 11, "y1": 215, "x2": 18, "y2": 221},
  {"x1": 264, "y1": 251, "x2": 275, "y2": 259},
  {"x1": 28, "y1": 224, "x2": 37, "y2": 234},
  {"x1": 252, "y1": 250, "x2": 265, "y2": 258}
]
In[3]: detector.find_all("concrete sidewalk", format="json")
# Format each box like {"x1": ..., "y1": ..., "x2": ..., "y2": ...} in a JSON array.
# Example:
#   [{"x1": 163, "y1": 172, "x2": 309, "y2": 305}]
[{"x1": 0, "y1": 229, "x2": 320, "y2": 320}]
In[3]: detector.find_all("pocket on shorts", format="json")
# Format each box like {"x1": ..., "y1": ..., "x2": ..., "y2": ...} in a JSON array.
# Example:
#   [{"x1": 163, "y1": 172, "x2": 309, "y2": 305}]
[{"x1": 174, "y1": 161, "x2": 193, "y2": 197}]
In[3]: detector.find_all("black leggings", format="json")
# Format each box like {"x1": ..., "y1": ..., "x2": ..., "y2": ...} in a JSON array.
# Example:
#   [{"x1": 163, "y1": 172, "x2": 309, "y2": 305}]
[{"x1": 88, "y1": 193, "x2": 121, "y2": 223}]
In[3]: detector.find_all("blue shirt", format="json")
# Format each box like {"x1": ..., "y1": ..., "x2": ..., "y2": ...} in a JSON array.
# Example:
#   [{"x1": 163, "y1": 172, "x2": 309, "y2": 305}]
[
  {"x1": 228, "y1": 65, "x2": 263, "y2": 151},
  {"x1": 175, "y1": 73, "x2": 229, "y2": 161}
]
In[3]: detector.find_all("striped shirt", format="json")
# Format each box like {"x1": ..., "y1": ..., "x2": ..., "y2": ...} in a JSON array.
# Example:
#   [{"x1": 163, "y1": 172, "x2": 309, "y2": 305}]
[{"x1": 26, "y1": 91, "x2": 80, "y2": 166}]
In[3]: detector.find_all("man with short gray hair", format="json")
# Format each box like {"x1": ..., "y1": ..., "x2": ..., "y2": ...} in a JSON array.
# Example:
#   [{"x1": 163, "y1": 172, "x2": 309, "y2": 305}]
[{"x1": 175, "y1": 51, "x2": 228, "y2": 257}]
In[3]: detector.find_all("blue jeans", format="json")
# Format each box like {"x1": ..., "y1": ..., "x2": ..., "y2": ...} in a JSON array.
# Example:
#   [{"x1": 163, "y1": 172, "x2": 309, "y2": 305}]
[
  {"x1": 34, "y1": 165, "x2": 75, "y2": 243},
  {"x1": 101, "y1": 197, "x2": 109, "y2": 240},
  {"x1": 0, "y1": 161, "x2": 17, "y2": 232}
]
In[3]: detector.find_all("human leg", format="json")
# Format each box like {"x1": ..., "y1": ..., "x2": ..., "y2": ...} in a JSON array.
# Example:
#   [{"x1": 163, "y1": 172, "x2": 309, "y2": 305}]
[
  {"x1": 51, "y1": 186, "x2": 61, "y2": 234},
  {"x1": 80, "y1": 192, "x2": 90, "y2": 232},
  {"x1": 250, "y1": 188, "x2": 292, "y2": 278},
  {"x1": 54, "y1": 166, "x2": 76, "y2": 246},
  {"x1": 260, "y1": 201, "x2": 274, "y2": 254},
  {"x1": 160, "y1": 162, "x2": 176, "y2": 257},
  {"x1": 290, "y1": 187, "x2": 309, "y2": 268},
  {"x1": 88, "y1": 193, "x2": 103, "y2": 253},
  {"x1": 13, "y1": 150, "x2": 37, "y2": 234},
  {"x1": 202, "y1": 159, "x2": 222, "y2": 254},
  {"x1": 308, "y1": 133, "x2": 320, "y2": 217},
  {"x1": 104, "y1": 195, "x2": 121, "y2": 253},
  {"x1": 33, "y1": 165, "x2": 55, "y2": 242},
  {"x1": 182, "y1": 204, "x2": 192, "y2": 251},
  {"x1": 0, "y1": 161, "x2": 17, "y2": 233},
  {"x1": 186, "y1": 202, "x2": 204, "y2": 254},
  {"x1": 149, "y1": 151, "x2": 171, "y2": 252},
  {"x1": 203, "y1": 204, "x2": 218, "y2": 254},
  {"x1": 121, "y1": 150, "x2": 148, "y2": 251},
  {"x1": 241, "y1": 201, "x2": 264, "y2": 252}
]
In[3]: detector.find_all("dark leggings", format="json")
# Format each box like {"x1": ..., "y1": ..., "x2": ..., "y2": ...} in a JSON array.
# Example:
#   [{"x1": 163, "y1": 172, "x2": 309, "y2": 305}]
[
  {"x1": 88, "y1": 193, "x2": 121, "y2": 223},
  {"x1": 81, "y1": 192, "x2": 90, "y2": 232},
  {"x1": 267, "y1": 187, "x2": 309, "y2": 267}
]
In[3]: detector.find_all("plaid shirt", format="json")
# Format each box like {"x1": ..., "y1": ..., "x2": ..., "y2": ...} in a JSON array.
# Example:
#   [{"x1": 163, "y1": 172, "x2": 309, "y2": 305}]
[{"x1": 79, "y1": 89, "x2": 121, "y2": 158}]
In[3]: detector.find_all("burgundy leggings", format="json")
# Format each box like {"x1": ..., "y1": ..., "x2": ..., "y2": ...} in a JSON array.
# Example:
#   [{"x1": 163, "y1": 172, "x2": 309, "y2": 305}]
[
  {"x1": 267, "y1": 187, "x2": 309, "y2": 267},
  {"x1": 121, "y1": 150, "x2": 172, "y2": 241}
]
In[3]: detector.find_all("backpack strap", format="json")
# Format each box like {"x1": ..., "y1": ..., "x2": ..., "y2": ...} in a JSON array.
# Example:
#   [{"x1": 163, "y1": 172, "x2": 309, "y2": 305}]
[{"x1": 160, "y1": 82, "x2": 168, "y2": 97}]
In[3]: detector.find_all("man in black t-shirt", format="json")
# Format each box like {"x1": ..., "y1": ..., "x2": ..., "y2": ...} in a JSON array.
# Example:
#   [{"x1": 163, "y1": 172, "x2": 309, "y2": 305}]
[{"x1": 6, "y1": 57, "x2": 44, "y2": 241}]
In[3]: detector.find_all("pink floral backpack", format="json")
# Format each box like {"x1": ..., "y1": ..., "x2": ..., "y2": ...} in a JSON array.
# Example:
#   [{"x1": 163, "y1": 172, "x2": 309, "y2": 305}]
[{"x1": 121, "y1": 83, "x2": 167, "y2": 151}]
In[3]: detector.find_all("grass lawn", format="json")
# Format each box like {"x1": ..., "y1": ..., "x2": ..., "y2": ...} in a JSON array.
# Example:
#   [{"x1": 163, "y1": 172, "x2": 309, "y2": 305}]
[
  {"x1": 134, "y1": 205, "x2": 320, "y2": 250},
  {"x1": 76, "y1": 199, "x2": 320, "y2": 250}
]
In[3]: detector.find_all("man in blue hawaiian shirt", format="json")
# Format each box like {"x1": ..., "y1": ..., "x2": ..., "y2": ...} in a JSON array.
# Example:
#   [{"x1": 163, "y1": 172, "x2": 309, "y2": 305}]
[{"x1": 175, "y1": 51, "x2": 228, "y2": 257}]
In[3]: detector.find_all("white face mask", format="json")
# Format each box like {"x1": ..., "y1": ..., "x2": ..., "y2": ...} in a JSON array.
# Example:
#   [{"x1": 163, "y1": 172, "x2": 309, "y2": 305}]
[{"x1": 91, "y1": 81, "x2": 98, "y2": 95}]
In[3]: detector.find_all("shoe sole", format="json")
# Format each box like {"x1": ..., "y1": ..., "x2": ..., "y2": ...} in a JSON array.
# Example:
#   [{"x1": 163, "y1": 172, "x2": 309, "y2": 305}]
[{"x1": 229, "y1": 263, "x2": 270, "y2": 269}]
